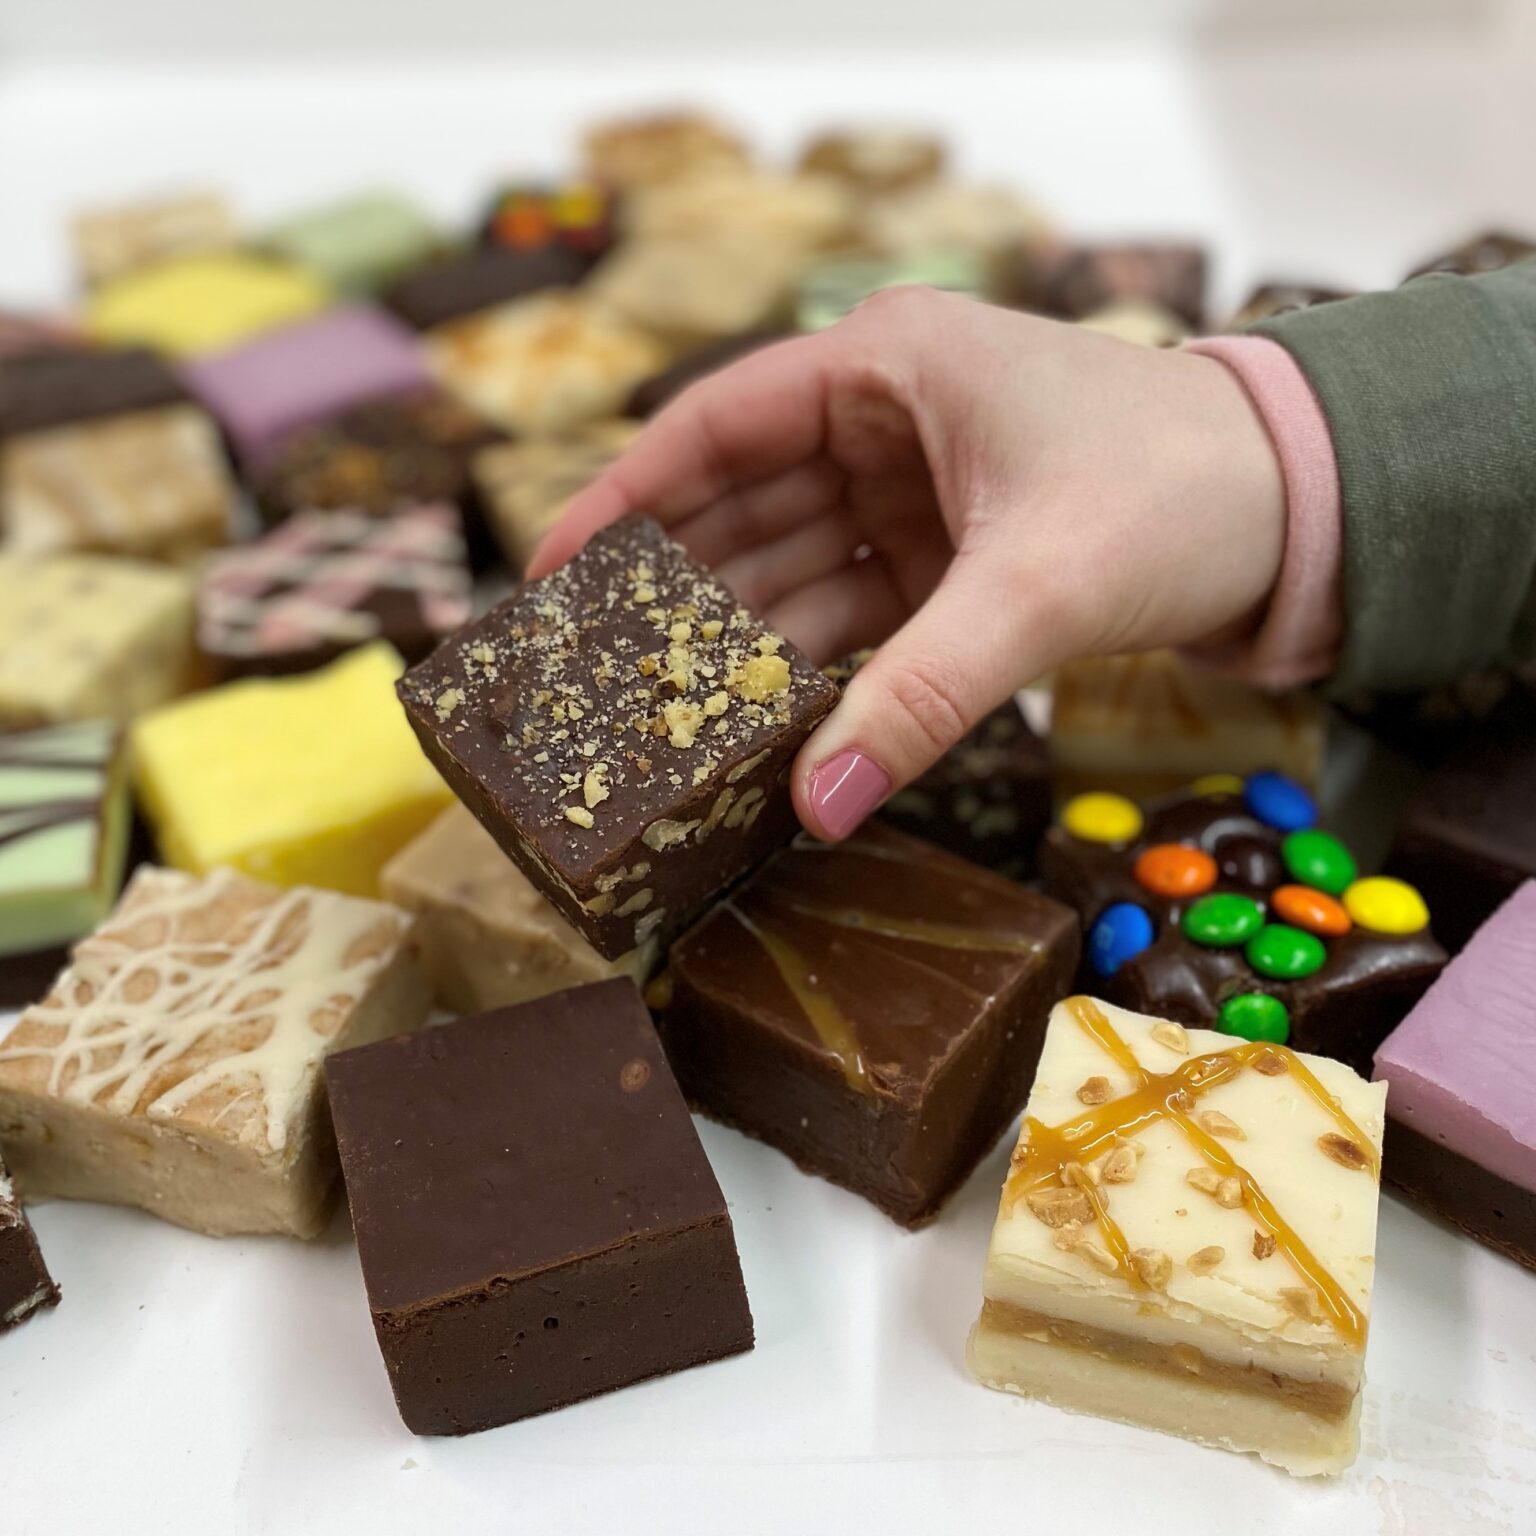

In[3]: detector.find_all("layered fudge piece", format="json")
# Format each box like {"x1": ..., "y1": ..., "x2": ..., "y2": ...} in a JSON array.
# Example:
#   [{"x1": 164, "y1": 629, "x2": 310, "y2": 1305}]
[
  {"x1": 267, "y1": 192, "x2": 440, "y2": 297},
  {"x1": 1386, "y1": 711, "x2": 1536, "y2": 954},
  {"x1": 795, "y1": 250, "x2": 984, "y2": 332},
  {"x1": 134, "y1": 641, "x2": 451, "y2": 896},
  {"x1": 1, "y1": 404, "x2": 235, "y2": 562},
  {"x1": 1229, "y1": 282, "x2": 1354, "y2": 327},
  {"x1": 326, "y1": 978, "x2": 754, "y2": 1434},
  {"x1": 398, "y1": 514, "x2": 838, "y2": 958},
  {"x1": 654, "y1": 822, "x2": 1079, "y2": 1225},
  {"x1": 0, "y1": 721, "x2": 131, "y2": 1009},
  {"x1": 472, "y1": 421, "x2": 639, "y2": 570},
  {"x1": 70, "y1": 189, "x2": 236, "y2": 287},
  {"x1": 625, "y1": 331, "x2": 787, "y2": 418},
  {"x1": 1406, "y1": 229, "x2": 1536, "y2": 279},
  {"x1": 1041, "y1": 774, "x2": 1446, "y2": 1076},
  {"x1": 798, "y1": 128, "x2": 946, "y2": 194},
  {"x1": 1012, "y1": 242, "x2": 1208, "y2": 330},
  {"x1": 0, "y1": 346, "x2": 185, "y2": 438},
  {"x1": 479, "y1": 181, "x2": 618, "y2": 264},
  {"x1": 0, "y1": 1152, "x2": 61, "y2": 1333},
  {"x1": 581, "y1": 111, "x2": 752, "y2": 190},
  {"x1": 182, "y1": 305, "x2": 432, "y2": 468},
  {"x1": 383, "y1": 245, "x2": 591, "y2": 331},
  {"x1": 0, "y1": 865, "x2": 428, "y2": 1237},
  {"x1": 1049, "y1": 649, "x2": 1325, "y2": 802},
  {"x1": 426, "y1": 292, "x2": 668, "y2": 437},
  {"x1": 1374, "y1": 884, "x2": 1536, "y2": 1270},
  {"x1": 197, "y1": 505, "x2": 472, "y2": 678},
  {"x1": 0, "y1": 554, "x2": 195, "y2": 728},
  {"x1": 969, "y1": 996, "x2": 1385, "y2": 1477},
  {"x1": 382, "y1": 803, "x2": 654, "y2": 1013},
  {"x1": 86, "y1": 252, "x2": 330, "y2": 357}
]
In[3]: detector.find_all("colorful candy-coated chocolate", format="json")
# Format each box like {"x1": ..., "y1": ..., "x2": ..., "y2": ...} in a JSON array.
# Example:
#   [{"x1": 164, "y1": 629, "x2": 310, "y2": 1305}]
[
  {"x1": 1281, "y1": 829, "x2": 1357, "y2": 896},
  {"x1": 1062, "y1": 791, "x2": 1143, "y2": 846},
  {"x1": 1088, "y1": 902, "x2": 1155, "y2": 978},
  {"x1": 1245, "y1": 922, "x2": 1327, "y2": 980},
  {"x1": 1344, "y1": 875, "x2": 1430, "y2": 936},
  {"x1": 1181, "y1": 892, "x2": 1264, "y2": 948},
  {"x1": 1216, "y1": 991, "x2": 1291, "y2": 1044},
  {"x1": 1272, "y1": 883, "x2": 1352, "y2": 937},
  {"x1": 1133, "y1": 842, "x2": 1217, "y2": 899},
  {"x1": 1243, "y1": 771, "x2": 1317, "y2": 833}
]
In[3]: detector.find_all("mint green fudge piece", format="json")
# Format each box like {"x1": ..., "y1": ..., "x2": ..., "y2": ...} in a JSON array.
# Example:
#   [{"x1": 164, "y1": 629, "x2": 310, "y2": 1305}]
[
  {"x1": 796, "y1": 249, "x2": 986, "y2": 332},
  {"x1": 267, "y1": 192, "x2": 440, "y2": 297}
]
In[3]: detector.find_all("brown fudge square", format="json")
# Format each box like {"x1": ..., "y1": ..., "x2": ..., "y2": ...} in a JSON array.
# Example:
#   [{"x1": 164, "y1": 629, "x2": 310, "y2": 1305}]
[{"x1": 0, "y1": 1152, "x2": 61, "y2": 1332}]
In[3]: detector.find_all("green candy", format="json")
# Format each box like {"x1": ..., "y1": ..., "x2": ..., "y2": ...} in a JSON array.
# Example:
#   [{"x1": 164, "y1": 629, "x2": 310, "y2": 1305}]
[
  {"x1": 1245, "y1": 923, "x2": 1327, "y2": 979},
  {"x1": 1217, "y1": 992, "x2": 1290, "y2": 1044},
  {"x1": 1181, "y1": 892, "x2": 1264, "y2": 948},
  {"x1": 1281, "y1": 829, "x2": 1357, "y2": 896}
]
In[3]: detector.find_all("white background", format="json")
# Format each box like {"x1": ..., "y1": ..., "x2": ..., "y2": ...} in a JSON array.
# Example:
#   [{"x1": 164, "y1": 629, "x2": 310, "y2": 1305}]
[{"x1": 3, "y1": 3, "x2": 1536, "y2": 1532}]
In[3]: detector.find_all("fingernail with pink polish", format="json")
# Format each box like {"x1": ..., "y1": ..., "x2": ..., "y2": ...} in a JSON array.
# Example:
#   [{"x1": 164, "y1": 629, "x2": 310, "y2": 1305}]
[{"x1": 807, "y1": 749, "x2": 892, "y2": 840}]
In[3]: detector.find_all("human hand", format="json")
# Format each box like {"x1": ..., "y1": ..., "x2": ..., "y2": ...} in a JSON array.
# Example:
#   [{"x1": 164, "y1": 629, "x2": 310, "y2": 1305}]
[{"x1": 529, "y1": 288, "x2": 1285, "y2": 841}]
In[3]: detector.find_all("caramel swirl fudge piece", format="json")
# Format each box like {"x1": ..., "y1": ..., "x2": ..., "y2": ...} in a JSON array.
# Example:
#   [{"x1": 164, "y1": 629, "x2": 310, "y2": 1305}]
[
  {"x1": 969, "y1": 996, "x2": 1386, "y2": 1476},
  {"x1": 0, "y1": 1151, "x2": 61, "y2": 1332},
  {"x1": 398, "y1": 513, "x2": 838, "y2": 959},
  {"x1": 0, "y1": 865, "x2": 429, "y2": 1237}
]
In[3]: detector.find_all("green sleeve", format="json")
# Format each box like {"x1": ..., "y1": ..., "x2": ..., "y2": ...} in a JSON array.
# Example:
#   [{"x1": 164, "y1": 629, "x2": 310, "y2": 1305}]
[{"x1": 1247, "y1": 260, "x2": 1536, "y2": 696}]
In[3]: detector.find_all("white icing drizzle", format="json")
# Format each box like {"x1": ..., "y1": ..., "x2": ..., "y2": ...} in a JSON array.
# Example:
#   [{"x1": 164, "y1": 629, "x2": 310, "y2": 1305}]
[{"x1": 0, "y1": 867, "x2": 409, "y2": 1154}]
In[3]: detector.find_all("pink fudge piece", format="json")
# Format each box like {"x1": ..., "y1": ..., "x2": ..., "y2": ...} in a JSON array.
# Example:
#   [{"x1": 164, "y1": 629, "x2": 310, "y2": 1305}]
[
  {"x1": 1374, "y1": 881, "x2": 1536, "y2": 1193},
  {"x1": 181, "y1": 304, "x2": 430, "y2": 468}
]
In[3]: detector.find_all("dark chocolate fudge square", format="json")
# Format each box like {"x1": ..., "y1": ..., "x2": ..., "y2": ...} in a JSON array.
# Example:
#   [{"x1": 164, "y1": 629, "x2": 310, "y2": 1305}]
[
  {"x1": 398, "y1": 513, "x2": 838, "y2": 960},
  {"x1": 1012, "y1": 242, "x2": 1208, "y2": 329},
  {"x1": 383, "y1": 245, "x2": 592, "y2": 330},
  {"x1": 325, "y1": 979, "x2": 753, "y2": 1434},
  {"x1": 1, "y1": 1151, "x2": 61, "y2": 1332},
  {"x1": 0, "y1": 346, "x2": 185, "y2": 439},
  {"x1": 652, "y1": 822, "x2": 1080, "y2": 1227}
]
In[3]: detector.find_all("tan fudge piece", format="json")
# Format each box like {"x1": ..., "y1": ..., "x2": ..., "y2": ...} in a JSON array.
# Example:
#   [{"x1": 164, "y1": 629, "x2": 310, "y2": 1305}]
[
  {"x1": 0, "y1": 866, "x2": 430, "y2": 1238},
  {"x1": 71, "y1": 190, "x2": 236, "y2": 288},
  {"x1": 581, "y1": 112, "x2": 751, "y2": 190}
]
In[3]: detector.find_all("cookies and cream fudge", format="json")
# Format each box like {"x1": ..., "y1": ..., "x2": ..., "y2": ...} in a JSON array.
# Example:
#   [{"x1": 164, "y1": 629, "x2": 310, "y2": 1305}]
[
  {"x1": 969, "y1": 996, "x2": 1386, "y2": 1476},
  {"x1": 0, "y1": 865, "x2": 429, "y2": 1238},
  {"x1": 0, "y1": 1151, "x2": 61, "y2": 1333},
  {"x1": 134, "y1": 641, "x2": 451, "y2": 897},
  {"x1": 398, "y1": 513, "x2": 838, "y2": 959},
  {"x1": 381, "y1": 802, "x2": 654, "y2": 1014},
  {"x1": 70, "y1": 189, "x2": 235, "y2": 287}
]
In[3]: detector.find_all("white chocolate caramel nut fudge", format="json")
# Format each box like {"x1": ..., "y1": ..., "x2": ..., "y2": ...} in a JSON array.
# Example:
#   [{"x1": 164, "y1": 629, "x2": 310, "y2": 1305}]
[
  {"x1": 969, "y1": 996, "x2": 1385, "y2": 1477},
  {"x1": 0, "y1": 865, "x2": 430, "y2": 1238}
]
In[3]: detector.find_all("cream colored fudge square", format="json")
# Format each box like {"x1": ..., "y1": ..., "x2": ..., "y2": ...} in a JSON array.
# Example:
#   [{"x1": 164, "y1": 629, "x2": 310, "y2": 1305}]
[
  {"x1": 0, "y1": 865, "x2": 430, "y2": 1238},
  {"x1": 382, "y1": 803, "x2": 653, "y2": 1014},
  {"x1": 968, "y1": 996, "x2": 1386, "y2": 1477},
  {"x1": 71, "y1": 189, "x2": 236, "y2": 288},
  {"x1": 0, "y1": 554, "x2": 195, "y2": 729}
]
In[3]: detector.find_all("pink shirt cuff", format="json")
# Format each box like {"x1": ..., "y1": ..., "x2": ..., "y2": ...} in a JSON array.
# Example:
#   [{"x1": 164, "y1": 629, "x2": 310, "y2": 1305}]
[{"x1": 1183, "y1": 335, "x2": 1344, "y2": 690}]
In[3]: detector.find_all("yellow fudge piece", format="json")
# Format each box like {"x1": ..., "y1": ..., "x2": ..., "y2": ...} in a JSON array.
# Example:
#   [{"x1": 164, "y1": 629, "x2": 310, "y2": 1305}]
[
  {"x1": 0, "y1": 553, "x2": 195, "y2": 729},
  {"x1": 86, "y1": 252, "x2": 330, "y2": 357},
  {"x1": 133, "y1": 642, "x2": 450, "y2": 896}
]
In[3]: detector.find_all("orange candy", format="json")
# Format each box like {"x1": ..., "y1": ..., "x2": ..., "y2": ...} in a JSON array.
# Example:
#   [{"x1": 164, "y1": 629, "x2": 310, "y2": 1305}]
[
  {"x1": 1133, "y1": 843, "x2": 1217, "y2": 899},
  {"x1": 1272, "y1": 883, "x2": 1352, "y2": 937}
]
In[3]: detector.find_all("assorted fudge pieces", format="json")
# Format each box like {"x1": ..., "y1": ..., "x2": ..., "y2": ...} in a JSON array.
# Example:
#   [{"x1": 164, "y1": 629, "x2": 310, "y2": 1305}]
[
  {"x1": 326, "y1": 978, "x2": 754, "y2": 1434},
  {"x1": 581, "y1": 111, "x2": 752, "y2": 190},
  {"x1": 795, "y1": 250, "x2": 984, "y2": 332},
  {"x1": 1229, "y1": 282, "x2": 1354, "y2": 327},
  {"x1": 0, "y1": 346, "x2": 186, "y2": 438},
  {"x1": 479, "y1": 181, "x2": 619, "y2": 262},
  {"x1": 654, "y1": 821, "x2": 1079, "y2": 1226},
  {"x1": 0, "y1": 865, "x2": 429, "y2": 1237},
  {"x1": 0, "y1": 554, "x2": 195, "y2": 729},
  {"x1": 798, "y1": 128, "x2": 946, "y2": 193},
  {"x1": 398, "y1": 513, "x2": 837, "y2": 958},
  {"x1": 1076, "y1": 299, "x2": 1190, "y2": 348},
  {"x1": 381, "y1": 802, "x2": 654, "y2": 1014},
  {"x1": 970, "y1": 996, "x2": 1385, "y2": 1477},
  {"x1": 134, "y1": 641, "x2": 451, "y2": 897},
  {"x1": 1012, "y1": 241, "x2": 1208, "y2": 329},
  {"x1": 1041, "y1": 774, "x2": 1446, "y2": 1076},
  {"x1": 1374, "y1": 883, "x2": 1536, "y2": 1271},
  {"x1": 1049, "y1": 649, "x2": 1325, "y2": 803},
  {"x1": 0, "y1": 1152, "x2": 61, "y2": 1333},
  {"x1": 384, "y1": 245, "x2": 592, "y2": 330},
  {"x1": 70, "y1": 189, "x2": 236, "y2": 287},
  {"x1": 266, "y1": 192, "x2": 441, "y2": 298},
  {"x1": 196, "y1": 504, "x2": 472, "y2": 677},
  {"x1": 1406, "y1": 229, "x2": 1536, "y2": 280},
  {"x1": 0, "y1": 721, "x2": 131, "y2": 1008},
  {"x1": 625, "y1": 330, "x2": 787, "y2": 418}
]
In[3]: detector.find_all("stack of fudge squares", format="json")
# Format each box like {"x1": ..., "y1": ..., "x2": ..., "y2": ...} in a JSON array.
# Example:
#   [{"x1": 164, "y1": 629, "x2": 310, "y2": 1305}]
[{"x1": 1, "y1": 109, "x2": 1535, "y2": 1481}]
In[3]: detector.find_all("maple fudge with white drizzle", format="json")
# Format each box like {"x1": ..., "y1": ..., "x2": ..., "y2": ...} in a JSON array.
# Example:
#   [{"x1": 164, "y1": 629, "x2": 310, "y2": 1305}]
[
  {"x1": 0, "y1": 866, "x2": 430, "y2": 1238},
  {"x1": 397, "y1": 513, "x2": 838, "y2": 960},
  {"x1": 968, "y1": 996, "x2": 1386, "y2": 1477}
]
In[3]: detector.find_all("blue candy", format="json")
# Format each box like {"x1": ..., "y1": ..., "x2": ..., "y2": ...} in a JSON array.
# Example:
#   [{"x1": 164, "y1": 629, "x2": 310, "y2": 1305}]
[
  {"x1": 1088, "y1": 902, "x2": 1155, "y2": 978},
  {"x1": 1243, "y1": 771, "x2": 1317, "y2": 834}
]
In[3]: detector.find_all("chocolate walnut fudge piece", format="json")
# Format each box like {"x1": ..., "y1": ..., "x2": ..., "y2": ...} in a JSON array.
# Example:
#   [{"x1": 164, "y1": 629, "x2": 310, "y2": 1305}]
[
  {"x1": 970, "y1": 996, "x2": 1385, "y2": 1477},
  {"x1": 398, "y1": 513, "x2": 838, "y2": 960},
  {"x1": 653, "y1": 822, "x2": 1079, "y2": 1226},
  {"x1": 0, "y1": 346, "x2": 185, "y2": 438},
  {"x1": 1041, "y1": 774, "x2": 1446, "y2": 1077},
  {"x1": 0, "y1": 865, "x2": 430, "y2": 1238},
  {"x1": 326, "y1": 978, "x2": 754, "y2": 1434},
  {"x1": 0, "y1": 1152, "x2": 61, "y2": 1333},
  {"x1": 383, "y1": 245, "x2": 591, "y2": 331},
  {"x1": 1012, "y1": 242, "x2": 1208, "y2": 330}
]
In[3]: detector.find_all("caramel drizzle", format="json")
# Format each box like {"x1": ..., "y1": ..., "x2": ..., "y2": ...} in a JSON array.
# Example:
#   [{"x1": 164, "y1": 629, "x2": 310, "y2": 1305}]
[
  {"x1": 774, "y1": 899, "x2": 1046, "y2": 957},
  {"x1": 1005, "y1": 997, "x2": 1374, "y2": 1347}
]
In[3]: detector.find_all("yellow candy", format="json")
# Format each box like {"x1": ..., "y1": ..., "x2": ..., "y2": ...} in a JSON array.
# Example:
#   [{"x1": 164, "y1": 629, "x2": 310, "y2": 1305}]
[
  {"x1": 1061, "y1": 791, "x2": 1143, "y2": 846},
  {"x1": 1191, "y1": 773, "x2": 1246, "y2": 798},
  {"x1": 1343, "y1": 876, "x2": 1430, "y2": 936}
]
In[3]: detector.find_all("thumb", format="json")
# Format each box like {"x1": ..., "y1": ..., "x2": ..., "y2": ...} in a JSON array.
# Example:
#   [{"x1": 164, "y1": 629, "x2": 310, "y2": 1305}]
[{"x1": 792, "y1": 559, "x2": 1037, "y2": 841}]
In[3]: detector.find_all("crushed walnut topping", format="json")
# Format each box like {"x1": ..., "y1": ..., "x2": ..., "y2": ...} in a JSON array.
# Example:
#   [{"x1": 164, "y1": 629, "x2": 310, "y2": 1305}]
[
  {"x1": 434, "y1": 687, "x2": 463, "y2": 721},
  {"x1": 1186, "y1": 1245, "x2": 1224, "y2": 1276},
  {"x1": 1252, "y1": 1230, "x2": 1278, "y2": 1260},
  {"x1": 1099, "y1": 1144, "x2": 1138, "y2": 1184},
  {"x1": 1318, "y1": 1133, "x2": 1370, "y2": 1170},
  {"x1": 1279, "y1": 1286, "x2": 1323, "y2": 1322},
  {"x1": 1026, "y1": 1186, "x2": 1094, "y2": 1229},
  {"x1": 1062, "y1": 1160, "x2": 1100, "y2": 1189},
  {"x1": 1198, "y1": 1109, "x2": 1246, "y2": 1141},
  {"x1": 565, "y1": 806, "x2": 595, "y2": 828},
  {"x1": 1251, "y1": 1050, "x2": 1287, "y2": 1076},
  {"x1": 1131, "y1": 1248, "x2": 1172, "y2": 1290},
  {"x1": 1076, "y1": 1075, "x2": 1111, "y2": 1106},
  {"x1": 1150, "y1": 1020, "x2": 1190, "y2": 1055}
]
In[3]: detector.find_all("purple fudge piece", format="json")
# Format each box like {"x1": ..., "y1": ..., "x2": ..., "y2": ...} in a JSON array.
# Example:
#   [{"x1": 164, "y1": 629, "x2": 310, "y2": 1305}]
[
  {"x1": 181, "y1": 304, "x2": 430, "y2": 468},
  {"x1": 1374, "y1": 882, "x2": 1536, "y2": 1270}
]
